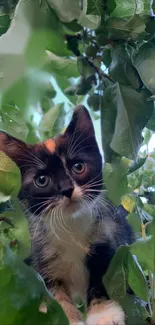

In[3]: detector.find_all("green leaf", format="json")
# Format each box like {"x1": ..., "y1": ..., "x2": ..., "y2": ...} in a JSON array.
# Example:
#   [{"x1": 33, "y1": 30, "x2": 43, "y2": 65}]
[
  {"x1": 128, "y1": 170, "x2": 143, "y2": 191},
  {"x1": 85, "y1": 44, "x2": 98, "y2": 58},
  {"x1": 0, "y1": 151, "x2": 21, "y2": 200},
  {"x1": 102, "y1": 48, "x2": 112, "y2": 67},
  {"x1": 104, "y1": 157, "x2": 129, "y2": 205},
  {"x1": 77, "y1": 57, "x2": 95, "y2": 79},
  {"x1": 65, "y1": 86, "x2": 76, "y2": 96},
  {"x1": 55, "y1": 75, "x2": 77, "y2": 105},
  {"x1": 107, "y1": 15, "x2": 146, "y2": 41},
  {"x1": 0, "y1": 241, "x2": 69, "y2": 325},
  {"x1": 130, "y1": 236, "x2": 154, "y2": 272},
  {"x1": 0, "y1": 201, "x2": 11, "y2": 214},
  {"x1": 145, "y1": 18, "x2": 155, "y2": 41},
  {"x1": 0, "y1": 0, "x2": 69, "y2": 120},
  {"x1": 127, "y1": 212, "x2": 142, "y2": 234},
  {"x1": 121, "y1": 193, "x2": 136, "y2": 213},
  {"x1": 9, "y1": 199, "x2": 31, "y2": 259},
  {"x1": 0, "y1": 14, "x2": 10, "y2": 36},
  {"x1": 26, "y1": 121, "x2": 40, "y2": 144},
  {"x1": 143, "y1": 128, "x2": 152, "y2": 144},
  {"x1": 110, "y1": 84, "x2": 153, "y2": 159},
  {"x1": 103, "y1": 246, "x2": 128, "y2": 298},
  {"x1": 147, "y1": 107, "x2": 155, "y2": 131},
  {"x1": 39, "y1": 103, "x2": 65, "y2": 140},
  {"x1": 100, "y1": 88, "x2": 117, "y2": 162},
  {"x1": 109, "y1": 44, "x2": 142, "y2": 89},
  {"x1": 78, "y1": 0, "x2": 101, "y2": 29},
  {"x1": 125, "y1": 15, "x2": 147, "y2": 39},
  {"x1": 107, "y1": 18, "x2": 131, "y2": 40},
  {"x1": 87, "y1": 94, "x2": 100, "y2": 111},
  {"x1": 128, "y1": 157, "x2": 147, "y2": 174},
  {"x1": 104, "y1": 245, "x2": 149, "y2": 305},
  {"x1": 143, "y1": 204, "x2": 155, "y2": 219},
  {"x1": 63, "y1": 20, "x2": 83, "y2": 32},
  {"x1": 45, "y1": 81, "x2": 57, "y2": 99},
  {"x1": 0, "y1": 0, "x2": 18, "y2": 16},
  {"x1": 117, "y1": 294, "x2": 149, "y2": 325},
  {"x1": 127, "y1": 252, "x2": 149, "y2": 301},
  {"x1": 46, "y1": 51, "x2": 79, "y2": 78},
  {"x1": 101, "y1": 84, "x2": 153, "y2": 161},
  {"x1": 75, "y1": 77, "x2": 93, "y2": 95},
  {"x1": 47, "y1": 0, "x2": 81, "y2": 22},
  {"x1": 78, "y1": 12, "x2": 101, "y2": 30},
  {"x1": 0, "y1": 104, "x2": 29, "y2": 141},
  {"x1": 134, "y1": 43, "x2": 155, "y2": 94},
  {"x1": 0, "y1": 208, "x2": 30, "y2": 260},
  {"x1": 110, "y1": 0, "x2": 151, "y2": 18}
]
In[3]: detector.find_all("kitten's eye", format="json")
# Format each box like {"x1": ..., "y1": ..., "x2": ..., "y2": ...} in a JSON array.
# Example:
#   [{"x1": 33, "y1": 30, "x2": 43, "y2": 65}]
[
  {"x1": 34, "y1": 175, "x2": 50, "y2": 188},
  {"x1": 72, "y1": 162, "x2": 86, "y2": 174}
]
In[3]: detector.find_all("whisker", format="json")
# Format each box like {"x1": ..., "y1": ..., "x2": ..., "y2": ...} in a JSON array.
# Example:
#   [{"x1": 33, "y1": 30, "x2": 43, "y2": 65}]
[
  {"x1": 21, "y1": 200, "x2": 48, "y2": 215},
  {"x1": 69, "y1": 134, "x2": 92, "y2": 158},
  {"x1": 22, "y1": 191, "x2": 54, "y2": 201},
  {"x1": 67, "y1": 122, "x2": 89, "y2": 157},
  {"x1": 81, "y1": 172, "x2": 103, "y2": 187},
  {"x1": 7, "y1": 139, "x2": 44, "y2": 167},
  {"x1": 84, "y1": 189, "x2": 104, "y2": 193}
]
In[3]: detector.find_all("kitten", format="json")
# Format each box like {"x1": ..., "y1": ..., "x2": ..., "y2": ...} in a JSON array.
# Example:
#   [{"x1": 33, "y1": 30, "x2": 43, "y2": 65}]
[{"x1": 0, "y1": 105, "x2": 134, "y2": 325}]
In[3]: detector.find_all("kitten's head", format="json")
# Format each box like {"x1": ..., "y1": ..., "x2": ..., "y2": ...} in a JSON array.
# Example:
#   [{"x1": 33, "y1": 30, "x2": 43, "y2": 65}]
[{"x1": 0, "y1": 105, "x2": 102, "y2": 219}]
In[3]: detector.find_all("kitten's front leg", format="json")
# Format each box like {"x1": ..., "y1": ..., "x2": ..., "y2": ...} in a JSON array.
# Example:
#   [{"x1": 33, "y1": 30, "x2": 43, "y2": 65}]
[
  {"x1": 51, "y1": 283, "x2": 85, "y2": 325},
  {"x1": 86, "y1": 299, "x2": 126, "y2": 325}
]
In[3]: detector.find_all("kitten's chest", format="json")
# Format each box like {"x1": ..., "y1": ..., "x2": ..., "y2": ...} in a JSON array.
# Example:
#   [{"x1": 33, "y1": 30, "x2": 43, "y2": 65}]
[{"x1": 44, "y1": 217, "x2": 91, "y2": 298}]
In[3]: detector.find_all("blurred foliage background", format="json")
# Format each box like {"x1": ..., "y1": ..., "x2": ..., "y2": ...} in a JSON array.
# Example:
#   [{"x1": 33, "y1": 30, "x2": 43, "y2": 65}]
[{"x1": 1, "y1": 0, "x2": 155, "y2": 324}]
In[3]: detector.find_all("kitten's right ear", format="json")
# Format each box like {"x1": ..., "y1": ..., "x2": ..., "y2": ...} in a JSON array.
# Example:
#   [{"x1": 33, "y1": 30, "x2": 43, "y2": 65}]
[
  {"x1": 64, "y1": 105, "x2": 95, "y2": 138},
  {"x1": 0, "y1": 131, "x2": 30, "y2": 167}
]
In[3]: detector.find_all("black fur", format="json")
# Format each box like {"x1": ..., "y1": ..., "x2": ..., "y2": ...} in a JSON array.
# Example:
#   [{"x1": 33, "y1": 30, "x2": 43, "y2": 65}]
[{"x1": 85, "y1": 209, "x2": 134, "y2": 306}]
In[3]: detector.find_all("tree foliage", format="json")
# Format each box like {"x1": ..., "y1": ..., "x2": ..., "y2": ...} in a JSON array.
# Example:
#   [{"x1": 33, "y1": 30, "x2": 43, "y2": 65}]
[{"x1": 1, "y1": 0, "x2": 155, "y2": 324}]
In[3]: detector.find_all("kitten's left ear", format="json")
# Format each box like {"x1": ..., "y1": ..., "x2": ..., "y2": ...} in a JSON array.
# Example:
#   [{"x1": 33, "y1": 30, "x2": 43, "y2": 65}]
[
  {"x1": 64, "y1": 105, "x2": 95, "y2": 138},
  {"x1": 0, "y1": 131, "x2": 30, "y2": 168}
]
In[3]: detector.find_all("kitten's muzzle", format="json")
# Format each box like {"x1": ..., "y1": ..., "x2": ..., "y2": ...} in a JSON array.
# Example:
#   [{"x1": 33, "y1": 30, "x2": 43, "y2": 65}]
[
  {"x1": 60, "y1": 185, "x2": 74, "y2": 198},
  {"x1": 59, "y1": 178, "x2": 74, "y2": 199}
]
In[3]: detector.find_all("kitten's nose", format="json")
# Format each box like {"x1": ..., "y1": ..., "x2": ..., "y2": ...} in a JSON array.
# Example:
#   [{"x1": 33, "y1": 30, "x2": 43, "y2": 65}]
[{"x1": 61, "y1": 185, "x2": 74, "y2": 198}]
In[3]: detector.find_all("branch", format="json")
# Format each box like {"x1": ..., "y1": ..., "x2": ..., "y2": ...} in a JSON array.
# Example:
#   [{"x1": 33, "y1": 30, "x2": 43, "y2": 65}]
[{"x1": 84, "y1": 56, "x2": 114, "y2": 83}]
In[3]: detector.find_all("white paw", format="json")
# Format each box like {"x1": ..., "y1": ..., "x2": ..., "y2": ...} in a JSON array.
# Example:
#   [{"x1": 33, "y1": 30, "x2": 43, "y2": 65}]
[{"x1": 86, "y1": 301, "x2": 126, "y2": 325}]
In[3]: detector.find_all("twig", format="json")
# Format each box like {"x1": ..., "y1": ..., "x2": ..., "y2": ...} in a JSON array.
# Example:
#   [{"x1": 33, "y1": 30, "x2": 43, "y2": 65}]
[{"x1": 84, "y1": 56, "x2": 114, "y2": 83}]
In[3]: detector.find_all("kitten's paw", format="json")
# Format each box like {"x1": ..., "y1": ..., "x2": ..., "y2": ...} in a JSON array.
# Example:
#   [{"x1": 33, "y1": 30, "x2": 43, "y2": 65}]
[{"x1": 86, "y1": 300, "x2": 126, "y2": 325}]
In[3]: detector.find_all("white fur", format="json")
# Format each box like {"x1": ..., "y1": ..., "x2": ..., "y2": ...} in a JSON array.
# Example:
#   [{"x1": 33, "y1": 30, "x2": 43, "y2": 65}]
[
  {"x1": 31, "y1": 190, "x2": 116, "y2": 304},
  {"x1": 86, "y1": 301, "x2": 126, "y2": 325},
  {"x1": 45, "y1": 206, "x2": 92, "y2": 299}
]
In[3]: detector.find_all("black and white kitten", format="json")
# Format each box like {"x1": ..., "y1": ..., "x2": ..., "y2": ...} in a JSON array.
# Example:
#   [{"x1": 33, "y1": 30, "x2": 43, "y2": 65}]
[{"x1": 0, "y1": 105, "x2": 134, "y2": 325}]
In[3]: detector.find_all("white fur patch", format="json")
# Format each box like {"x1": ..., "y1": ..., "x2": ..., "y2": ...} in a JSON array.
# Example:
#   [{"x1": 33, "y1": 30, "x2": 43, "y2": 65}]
[
  {"x1": 45, "y1": 209, "x2": 91, "y2": 299},
  {"x1": 39, "y1": 303, "x2": 47, "y2": 313},
  {"x1": 86, "y1": 300, "x2": 126, "y2": 325},
  {"x1": 72, "y1": 185, "x2": 83, "y2": 202}
]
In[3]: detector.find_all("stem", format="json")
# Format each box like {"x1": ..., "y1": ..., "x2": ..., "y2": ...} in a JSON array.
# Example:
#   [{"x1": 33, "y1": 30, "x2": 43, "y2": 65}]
[{"x1": 84, "y1": 56, "x2": 114, "y2": 83}]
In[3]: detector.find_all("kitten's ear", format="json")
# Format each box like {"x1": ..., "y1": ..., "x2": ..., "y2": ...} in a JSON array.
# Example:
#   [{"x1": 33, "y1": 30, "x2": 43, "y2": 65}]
[
  {"x1": 0, "y1": 131, "x2": 29, "y2": 167},
  {"x1": 65, "y1": 105, "x2": 95, "y2": 138}
]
